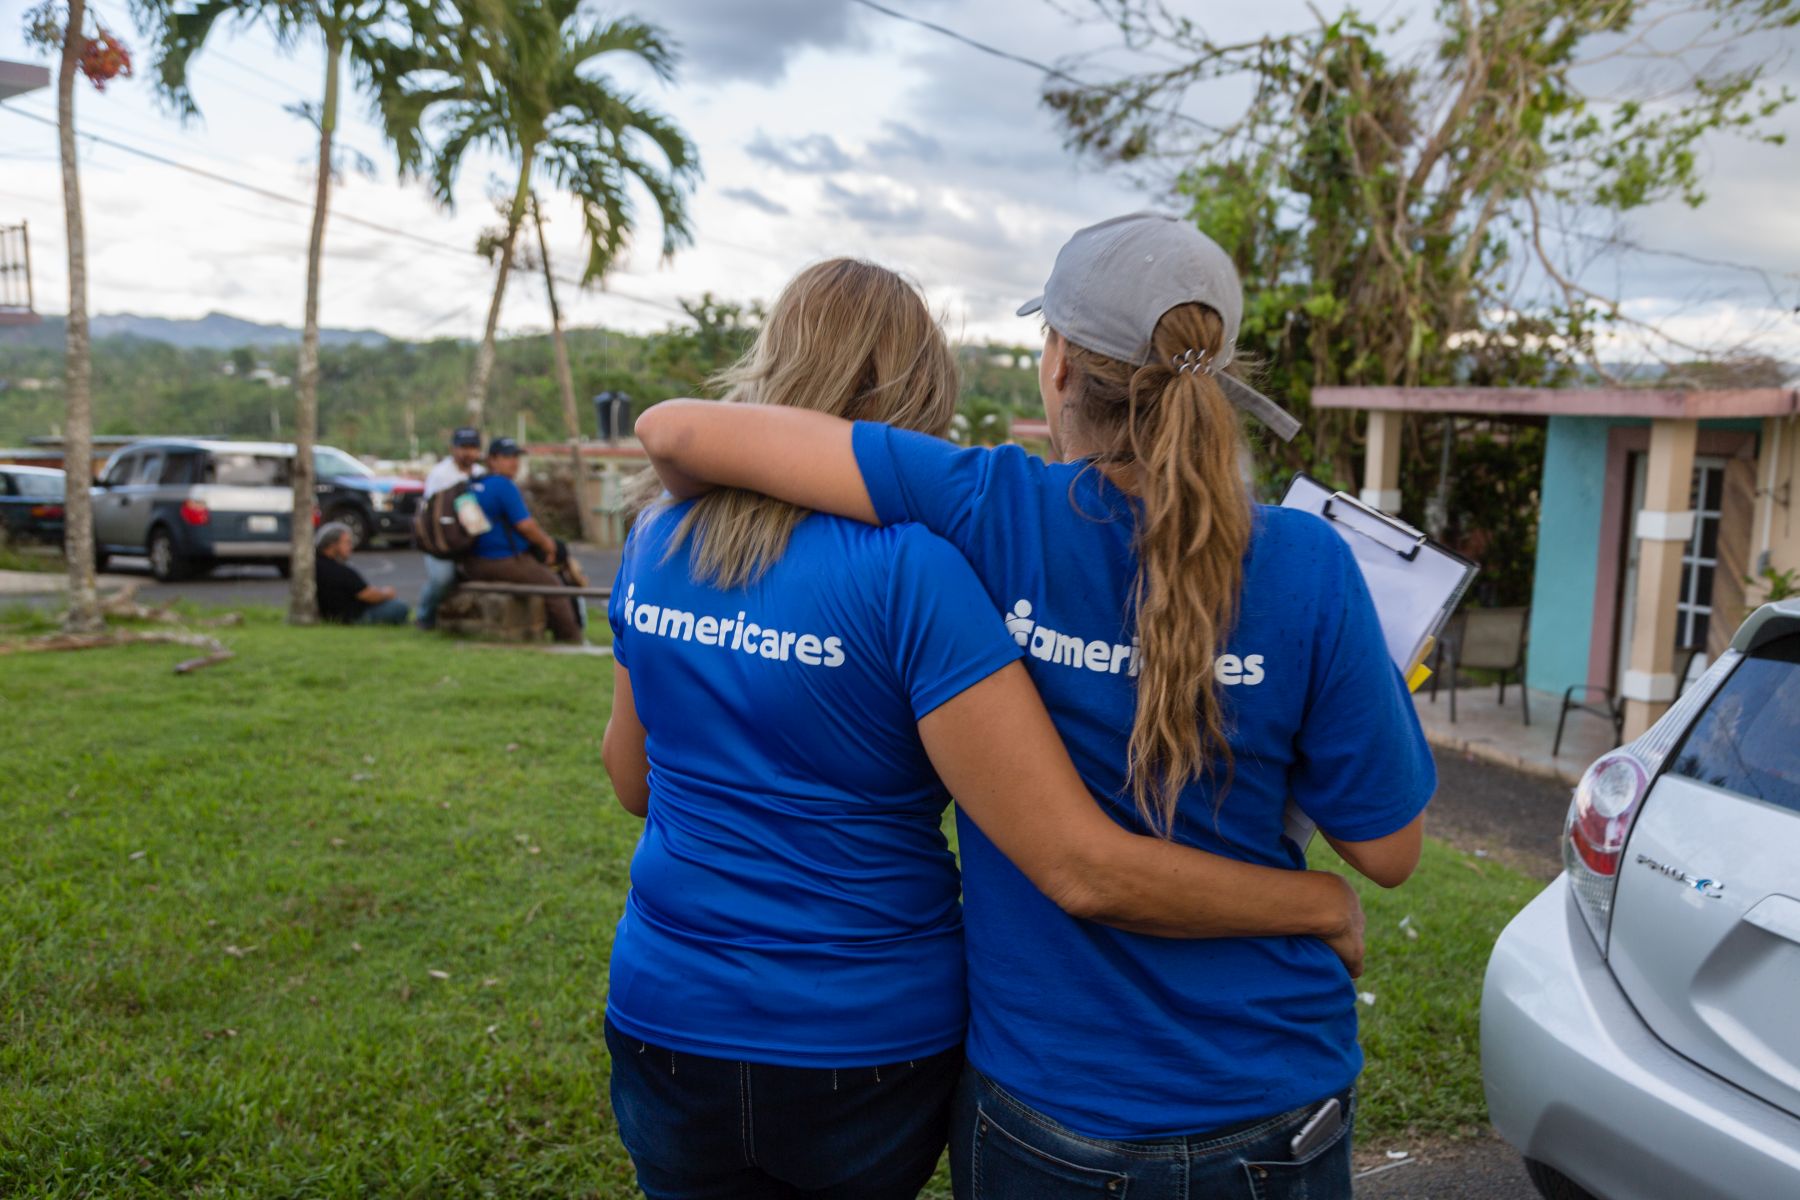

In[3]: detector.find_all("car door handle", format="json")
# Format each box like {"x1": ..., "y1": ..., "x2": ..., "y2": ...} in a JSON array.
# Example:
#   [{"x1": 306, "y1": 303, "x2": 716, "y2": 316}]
[{"x1": 1743, "y1": 895, "x2": 1800, "y2": 946}]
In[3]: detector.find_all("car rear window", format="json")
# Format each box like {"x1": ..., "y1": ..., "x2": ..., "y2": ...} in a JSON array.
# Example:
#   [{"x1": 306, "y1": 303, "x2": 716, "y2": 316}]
[
  {"x1": 205, "y1": 454, "x2": 291, "y2": 487},
  {"x1": 10, "y1": 473, "x2": 62, "y2": 498},
  {"x1": 1669, "y1": 631, "x2": 1800, "y2": 813}
]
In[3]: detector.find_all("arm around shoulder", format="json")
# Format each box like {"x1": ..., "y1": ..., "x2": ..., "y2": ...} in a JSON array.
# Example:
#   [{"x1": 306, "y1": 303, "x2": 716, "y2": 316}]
[{"x1": 636, "y1": 400, "x2": 877, "y2": 522}]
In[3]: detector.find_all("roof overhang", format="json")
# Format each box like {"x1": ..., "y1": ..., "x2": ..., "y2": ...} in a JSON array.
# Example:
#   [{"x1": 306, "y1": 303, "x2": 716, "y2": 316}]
[
  {"x1": 0, "y1": 60, "x2": 51, "y2": 102},
  {"x1": 1312, "y1": 386, "x2": 1800, "y2": 420}
]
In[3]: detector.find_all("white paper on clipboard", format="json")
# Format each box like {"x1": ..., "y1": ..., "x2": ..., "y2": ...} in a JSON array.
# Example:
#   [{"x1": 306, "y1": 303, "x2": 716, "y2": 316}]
[{"x1": 1278, "y1": 475, "x2": 1478, "y2": 852}]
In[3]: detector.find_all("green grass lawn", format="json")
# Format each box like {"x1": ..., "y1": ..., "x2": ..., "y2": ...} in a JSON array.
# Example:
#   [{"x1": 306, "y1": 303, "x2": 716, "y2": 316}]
[{"x1": 1, "y1": 612, "x2": 1545, "y2": 1197}]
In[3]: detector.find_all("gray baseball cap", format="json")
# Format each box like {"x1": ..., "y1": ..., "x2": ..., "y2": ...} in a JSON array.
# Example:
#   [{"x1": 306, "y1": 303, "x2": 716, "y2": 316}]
[{"x1": 1018, "y1": 212, "x2": 1300, "y2": 442}]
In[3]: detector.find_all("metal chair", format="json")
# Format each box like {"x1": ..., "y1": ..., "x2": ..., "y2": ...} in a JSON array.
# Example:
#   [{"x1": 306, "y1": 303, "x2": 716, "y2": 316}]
[
  {"x1": 1444, "y1": 606, "x2": 1531, "y2": 725},
  {"x1": 1552, "y1": 645, "x2": 1705, "y2": 757}
]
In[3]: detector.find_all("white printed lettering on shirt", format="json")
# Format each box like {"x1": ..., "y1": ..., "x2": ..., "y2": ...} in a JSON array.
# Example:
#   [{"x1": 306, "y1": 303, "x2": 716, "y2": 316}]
[
  {"x1": 1003, "y1": 598, "x2": 1266, "y2": 685},
  {"x1": 622, "y1": 585, "x2": 847, "y2": 668}
]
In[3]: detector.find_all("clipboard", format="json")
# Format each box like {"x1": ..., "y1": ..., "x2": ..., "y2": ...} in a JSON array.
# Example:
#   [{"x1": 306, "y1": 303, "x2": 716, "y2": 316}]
[
  {"x1": 1279, "y1": 474, "x2": 1478, "y2": 681},
  {"x1": 1278, "y1": 474, "x2": 1478, "y2": 851}
]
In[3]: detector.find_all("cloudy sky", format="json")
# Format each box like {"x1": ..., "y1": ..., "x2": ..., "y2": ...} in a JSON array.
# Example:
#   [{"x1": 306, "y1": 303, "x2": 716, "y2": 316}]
[{"x1": 1, "y1": 0, "x2": 1796, "y2": 358}]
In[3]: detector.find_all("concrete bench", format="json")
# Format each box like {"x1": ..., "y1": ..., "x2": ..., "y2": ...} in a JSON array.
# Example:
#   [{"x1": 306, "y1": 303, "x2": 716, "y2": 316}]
[{"x1": 436, "y1": 582, "x2": 613, "y2": 642}]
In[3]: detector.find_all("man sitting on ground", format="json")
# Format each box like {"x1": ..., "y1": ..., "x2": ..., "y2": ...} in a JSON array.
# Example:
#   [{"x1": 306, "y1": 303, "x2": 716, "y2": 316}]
[
  {"x1": 415, "y1": 425, "x2": 483, "y2": 630},
  {"x1": 315, "y1": 521, "x2": 409, "y2": 625},
  {"x1": 461, "y1": 437, "x2": 581, "y2": 643}
]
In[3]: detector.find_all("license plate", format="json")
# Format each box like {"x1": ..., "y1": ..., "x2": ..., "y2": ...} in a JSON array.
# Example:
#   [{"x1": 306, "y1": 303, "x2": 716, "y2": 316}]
[{"x1": 248, "y1": 516, "x2": 278, "y2": 534}]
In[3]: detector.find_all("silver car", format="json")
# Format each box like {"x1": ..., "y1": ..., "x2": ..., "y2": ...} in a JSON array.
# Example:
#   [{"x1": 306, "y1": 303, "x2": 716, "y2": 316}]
[
  {"x1": 1482, "y1": 601, "x2": 1800, "y2": 1200},
  {"x1": 93, "y1": 439, "x2": 296, "y2": 581}
]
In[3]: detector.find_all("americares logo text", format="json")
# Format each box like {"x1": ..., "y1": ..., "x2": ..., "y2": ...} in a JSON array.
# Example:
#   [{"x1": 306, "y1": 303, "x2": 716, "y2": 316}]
[
  {"x1": 621, "y1": 584, "x2": 847, "y2": 667},
  {"x1": 1004, "y1": 600, "x2": 1266, "y2": 684}
]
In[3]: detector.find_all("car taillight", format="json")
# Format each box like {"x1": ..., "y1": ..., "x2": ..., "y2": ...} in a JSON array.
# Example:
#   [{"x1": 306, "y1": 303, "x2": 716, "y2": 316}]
[
  {"x1": 1564, "y1": 751, "x2": 1650, "y2": 950},
  {"x1": 312, "y1": 508, "x2": 322, "y2": 527},
  {"x1": 30, "y1": 504, "x2": 63, "y2": 519},
  {"x1": 179, "y1": 500, "x2": 210, "y2": 526}
]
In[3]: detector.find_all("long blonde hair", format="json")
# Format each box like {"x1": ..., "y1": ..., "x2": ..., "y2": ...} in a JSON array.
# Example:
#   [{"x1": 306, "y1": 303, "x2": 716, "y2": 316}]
[
  {"x1": 1057, "y1": 303, "x2": 1253, "y2": 835},
  {"x1": 662, "y1": 258, "x2": 959, "y2": 587}
]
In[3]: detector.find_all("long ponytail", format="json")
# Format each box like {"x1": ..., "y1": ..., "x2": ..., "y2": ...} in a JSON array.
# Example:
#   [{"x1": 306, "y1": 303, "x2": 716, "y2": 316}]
[{"x1": 1058, "y1": 303, "x2": 1252, "y2": 835}]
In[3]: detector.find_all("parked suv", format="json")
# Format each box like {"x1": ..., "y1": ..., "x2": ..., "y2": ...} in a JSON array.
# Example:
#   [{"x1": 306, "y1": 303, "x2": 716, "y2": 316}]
[
  {"x1": 92, "y1": 439, "x2": 296, "y2": 580},
  {"x1": 315, "y1": 444, "x2": 423, "y2": 548},
  {"x1": 1482, "y1": 601, "x2": 1800, "y2": 1200}
]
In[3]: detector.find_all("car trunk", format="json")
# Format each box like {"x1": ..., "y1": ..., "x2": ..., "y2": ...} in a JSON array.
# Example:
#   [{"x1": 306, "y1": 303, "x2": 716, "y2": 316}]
[
  {"x1": 1610, "y1": 632, "x2": 1800, "y2": 1121},
  {"x1": 195, "y1": 484, "x2": 295, "y2": 541}
]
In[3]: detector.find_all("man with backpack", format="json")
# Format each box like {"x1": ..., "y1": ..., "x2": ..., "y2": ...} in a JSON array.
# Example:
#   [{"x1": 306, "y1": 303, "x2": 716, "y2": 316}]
[
  {"x1": 413, "y1": 427, "x2": 483, "y2": 630},
  {"x1": 460, "y1": 437, "x2": 582, "y2": 644}
]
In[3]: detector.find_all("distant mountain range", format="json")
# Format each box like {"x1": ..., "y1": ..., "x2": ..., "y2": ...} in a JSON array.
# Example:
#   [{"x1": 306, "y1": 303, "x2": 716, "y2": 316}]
[{"x1": 0, "y1": 311, "x2": 390, "y2": 350}]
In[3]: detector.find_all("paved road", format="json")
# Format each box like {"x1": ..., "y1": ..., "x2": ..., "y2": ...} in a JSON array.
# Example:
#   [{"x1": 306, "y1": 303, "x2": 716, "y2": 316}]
[
  {"x1": 1357, "y1": 1138, "x2": 1536, "y2": 1198},
  {"x1": 99, "y1": 545, "x2": 625, "y2": 610}
]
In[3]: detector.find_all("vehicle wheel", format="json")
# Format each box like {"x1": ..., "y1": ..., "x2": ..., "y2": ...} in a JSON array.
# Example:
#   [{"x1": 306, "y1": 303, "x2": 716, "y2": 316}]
[
  {"x1": 93, "y1": 544, "x2": 109, "y2": 571},
  {"x1": 1525, "y1": 1159, "x2": 1601, "y2": 1200},
  {"x1": 147, "y1": 526, "x2": 191, "y2": 583},
  {"x1": 330, "y1": 507, "x2": 372, "y2": 549},
  {"x1": 274, "y1": 558, "x2": 291, "y2": 579}
]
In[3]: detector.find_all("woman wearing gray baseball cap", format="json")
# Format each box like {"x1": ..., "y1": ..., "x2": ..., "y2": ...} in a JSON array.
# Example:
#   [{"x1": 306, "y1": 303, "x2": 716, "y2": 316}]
[{"x1": 634, "y1": 214, "x2": 1434, "y2": 1199}]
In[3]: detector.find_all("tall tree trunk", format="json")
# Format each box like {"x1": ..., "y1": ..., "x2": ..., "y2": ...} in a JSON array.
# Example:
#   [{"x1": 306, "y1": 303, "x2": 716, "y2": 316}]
[
  {"x1": 465, "y1": 148, "x2": 534, "y2": 424},
  {"x1": 288, "y1": 30, "x2": 342, "y2": 625},
  {"x1": 57, "y1": 0, "x2": 101, "y2": 634},
  {"x1": 531, "y1": 198, "x2": 597, "y2": 543}
]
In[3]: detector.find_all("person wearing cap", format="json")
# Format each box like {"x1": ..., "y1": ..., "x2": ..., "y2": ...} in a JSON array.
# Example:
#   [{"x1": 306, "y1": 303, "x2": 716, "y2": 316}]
[
  {"x1": 414, "y1": 427, "x2": 484, "y2": 631},
  {"x1": 632, "y1": 214, "x2": 1434, "y2": 1198},
  {"x1": 462, "y1": 437, "x2": 581, "y2": 643}
]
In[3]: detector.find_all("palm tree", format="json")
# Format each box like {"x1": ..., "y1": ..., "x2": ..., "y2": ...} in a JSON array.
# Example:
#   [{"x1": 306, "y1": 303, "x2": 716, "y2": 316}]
[
  {"x1": 24, "y1": 0, "x2": 108, "y2": 633},
  {"x1": 384, "y1": 0, "x2": 698, "y2": 425},
  {"x1": 526, "y1": 194, "x2": 597, "y2": 543},
  {"x1": 138, "y1": 0, "x2": 422, "y2": 624}
]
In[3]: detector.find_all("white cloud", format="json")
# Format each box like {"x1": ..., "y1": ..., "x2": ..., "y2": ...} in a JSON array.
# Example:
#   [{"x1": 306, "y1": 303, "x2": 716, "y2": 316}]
[{"x1": 0, "y1": 0, "x2": 1794, "y2": 360}]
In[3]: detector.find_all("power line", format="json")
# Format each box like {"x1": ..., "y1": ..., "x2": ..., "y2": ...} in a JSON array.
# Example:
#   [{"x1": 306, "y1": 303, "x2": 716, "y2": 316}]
[
  {"x1": 848, "y1": 0, "x2": 1100, "y2": 95},
  {"x1": 851, "y1": 0, "x2": 1800, "y2": 303},
  {"x1": 0, "y1": 102, "x2": 692, "y2": 321}
]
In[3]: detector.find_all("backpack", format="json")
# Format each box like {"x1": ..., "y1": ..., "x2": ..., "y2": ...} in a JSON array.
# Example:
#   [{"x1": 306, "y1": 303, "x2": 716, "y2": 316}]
[{"x1": 414, "y1": 479, "x2": 485, "y2": 559}]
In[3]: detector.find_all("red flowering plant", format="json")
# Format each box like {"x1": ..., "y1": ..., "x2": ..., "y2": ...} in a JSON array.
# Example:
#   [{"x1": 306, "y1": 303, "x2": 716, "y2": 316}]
[
  {"x1": 78, "y1": 27, "x2": 132, "y2": 89},
  {"x1": 21, "y1": 3, "x2": 132, "y2": 90}
]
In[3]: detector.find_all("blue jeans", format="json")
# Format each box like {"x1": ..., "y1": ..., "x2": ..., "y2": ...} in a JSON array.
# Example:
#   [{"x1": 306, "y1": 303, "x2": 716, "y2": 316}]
[
  {"x1": 604, "y1": 1017, "x2": 960, "y2": 1200},
  {"x1": 950, "y1": 1066, "x2": 1354, "y2": 1200},
  {"x1": 415, "y1": 554, "x2": 458, "y2": 628},
  {"x1": 357, "y1": 598, "x2": 410, "y2": 626}
]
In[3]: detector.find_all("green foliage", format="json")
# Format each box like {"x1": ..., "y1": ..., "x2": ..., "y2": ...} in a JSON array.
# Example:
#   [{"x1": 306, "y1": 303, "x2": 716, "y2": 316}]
[
  {"x1": 1747, "y1": 564, "x2": 1800, "y2": 601},
  {"x1": 1048, "y1": 0, "x2": 1797, "y2": 589},
  {"x1": 0, "y1": 316, "x2": 757, "y2": 454},
  {"x1": 638, "y1": 295, "x2": 761, "y2": 398}
]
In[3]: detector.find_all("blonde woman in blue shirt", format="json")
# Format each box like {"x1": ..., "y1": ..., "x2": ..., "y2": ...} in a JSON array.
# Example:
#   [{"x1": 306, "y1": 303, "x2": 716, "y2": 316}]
[{"x1": 632, "y1": 217, "x2": 1435, "y2": 1199}]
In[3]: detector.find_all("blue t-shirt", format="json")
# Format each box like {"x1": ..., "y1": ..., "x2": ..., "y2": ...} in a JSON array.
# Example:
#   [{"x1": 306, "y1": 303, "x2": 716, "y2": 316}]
[
  {"x1": 605, "y1": 503, "x2": 1022, "y2": 1067},
  {"x1": 469, "y1": 474, "x2": 531, "y2": 559},
  {"x1": 853, "y1": 422, "x2": 1436, "y2": 1138}
]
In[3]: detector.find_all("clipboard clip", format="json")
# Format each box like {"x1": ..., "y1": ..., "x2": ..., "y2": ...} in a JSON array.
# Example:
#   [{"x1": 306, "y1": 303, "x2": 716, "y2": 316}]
[{"x1": 1321, "y1": 493, "x2": 1426, "y2": 562}]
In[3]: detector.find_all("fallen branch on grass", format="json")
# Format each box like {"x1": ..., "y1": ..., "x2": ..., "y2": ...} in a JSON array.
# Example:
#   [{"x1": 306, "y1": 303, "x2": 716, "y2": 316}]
[{"x1": 0, "y1": 629, "x2": 234, "y2": 674}]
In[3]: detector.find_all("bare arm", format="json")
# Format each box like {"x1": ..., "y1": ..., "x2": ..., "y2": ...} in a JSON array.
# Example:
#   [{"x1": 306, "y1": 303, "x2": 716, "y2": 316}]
[
  {"x1": 513, "y1": 515, "x2": 560, "y2": 561},
  {"x1": 918, "y1": 663, "x2": 1364, "y2": 972},
  {"x1": 354, "y1": 583, "x2": 396, "y2": 603},
  {"x1": 634, "y1": 400, "x2": 877, "y2": 523},
  {"x1": 1325, "y1": 812, "x2": 1425, "y2": 888},
  {"x1": 602, "y1": 664, "x2": 650, "y2": 818}
]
